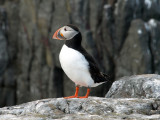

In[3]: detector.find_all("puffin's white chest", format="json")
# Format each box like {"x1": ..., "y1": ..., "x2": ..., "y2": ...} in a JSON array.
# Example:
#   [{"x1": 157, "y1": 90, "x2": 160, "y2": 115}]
[{"x1": 59, "y1": 44, "x2": 94, "y2": 87}]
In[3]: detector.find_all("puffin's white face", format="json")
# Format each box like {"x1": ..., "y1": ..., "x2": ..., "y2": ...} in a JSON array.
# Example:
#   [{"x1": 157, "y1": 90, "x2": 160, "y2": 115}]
[{"x1": 53, "y1": 26, "x2": 79, "y2": 40}]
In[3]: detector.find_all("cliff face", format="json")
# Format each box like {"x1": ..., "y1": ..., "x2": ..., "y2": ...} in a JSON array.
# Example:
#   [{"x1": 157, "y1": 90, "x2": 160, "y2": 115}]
[
  {"x1": 0, "y1": 97, "x2": 160, "y2": 120},
  {"x1": 0, "y1": 0, "x2": 160, "y2": 107}
]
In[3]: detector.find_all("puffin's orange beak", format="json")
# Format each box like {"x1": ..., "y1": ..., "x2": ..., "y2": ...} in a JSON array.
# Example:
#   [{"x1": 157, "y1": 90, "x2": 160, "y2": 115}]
[{"x1": 52, "y1": 28, "x2": 66, "y2": 40}]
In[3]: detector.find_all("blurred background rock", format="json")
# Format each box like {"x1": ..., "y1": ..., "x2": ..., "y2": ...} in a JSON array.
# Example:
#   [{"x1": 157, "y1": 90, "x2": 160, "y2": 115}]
[{"x1": 0, "y1": 0, "x2": 160, "y2": 107}]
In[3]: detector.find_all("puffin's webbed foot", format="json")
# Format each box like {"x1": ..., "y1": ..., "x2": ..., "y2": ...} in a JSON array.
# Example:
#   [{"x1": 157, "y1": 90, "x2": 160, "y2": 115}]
[
  {"x1": 77, "y1": 96, "x2": 88, "y2": 98},
  {"x1": 64, "y1": 86, "x2": 91, "y2": 99},
  {"x1": 64, "y1": 95, "x2": 78, "y2": 99}
]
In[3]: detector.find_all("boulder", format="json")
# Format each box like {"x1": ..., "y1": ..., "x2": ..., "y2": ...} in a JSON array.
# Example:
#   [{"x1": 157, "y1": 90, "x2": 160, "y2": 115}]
[
  {"x1": 0, "y1": 8, "x2": 16, "y2": 107},
  {"x1": 0, "y1": 97, "x2": 160, "y2": 120},
  {"x1": 114, "y1": 0, "x2": 144, "y2": 52},
  {"x1": 0, "y1": 29, "x2": 8, "y2": 76},
  {"x1": 0, "y1": 14, "x2": 8, "y2": 76},
  {"x1": 147, "y1": 19, "x2": 160, "y2": 74},
  {"x1": 115, "y1": 19, "x2": 152, "y2": 78},
  {"x1": 143, "y1": 0, "x2": 160, "y2": 20},
  {"x1": 106, "y1": 74, "x2": 160, "y2": 98}
]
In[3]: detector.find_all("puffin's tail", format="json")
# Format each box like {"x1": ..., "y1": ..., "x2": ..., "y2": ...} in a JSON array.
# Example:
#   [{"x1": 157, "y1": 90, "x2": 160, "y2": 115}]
[{"x1": 100, "y1": 72, "x2": 112, "y2": 83}]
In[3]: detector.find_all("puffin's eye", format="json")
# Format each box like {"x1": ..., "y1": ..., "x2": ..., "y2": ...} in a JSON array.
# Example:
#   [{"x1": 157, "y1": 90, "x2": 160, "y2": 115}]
[{"x1": 64, "y1": 28, "x2": 67, "y2": 31}]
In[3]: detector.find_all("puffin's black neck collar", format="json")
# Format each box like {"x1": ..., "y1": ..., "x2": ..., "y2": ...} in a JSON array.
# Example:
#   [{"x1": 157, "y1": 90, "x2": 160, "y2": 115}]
[{"x1": 65, "y1": 32, "x2": 82, "y2": 49}]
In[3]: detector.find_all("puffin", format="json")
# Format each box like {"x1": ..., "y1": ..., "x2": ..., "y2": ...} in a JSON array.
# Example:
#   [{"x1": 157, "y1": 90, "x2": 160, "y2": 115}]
[{"x1": 52, "y1": 24, "x2": 110, "y2": 98}]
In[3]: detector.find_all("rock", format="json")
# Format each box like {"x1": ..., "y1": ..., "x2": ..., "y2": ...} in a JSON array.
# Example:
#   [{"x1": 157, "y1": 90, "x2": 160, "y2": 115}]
[
  {"x1": 0, "y1": 8, "x2": 8, "y2": 76},
  {"x1": 0, "y1": 30, "x2": 8, "y2": 76},
  {"x1": 0, "y1": 97, "x2": 160, "y2": 120},
  {"x1": 0, "y1": 7, "x2": 16, "y2": 107},
  {"x1": 115, "y1": 19, "x2": 152, "y2": 78},
  {"x1": 143, "y1": 0, "x2": 160, "y2": 20},
  {"x1": 106, "y1": 74, "x2": 160, "y2": 99},
  {"x1": 146, "y1": 19, "x2": 160, "y2": 74},
  {"x1": 114, "y1": 0, "x2": 160, "y2": 53},
  {"x1": 114, "y1": 0, "x2": 144, "y2": 52},
  {"x1": 114, "y1": 0, "x2": 160, "y2": 79}
]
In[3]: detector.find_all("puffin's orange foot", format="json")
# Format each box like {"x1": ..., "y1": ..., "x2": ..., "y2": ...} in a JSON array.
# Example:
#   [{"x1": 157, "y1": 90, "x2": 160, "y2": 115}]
[
  {"x1": 64, "y1": 96, "x2": 78, "y2": 99},
  {"x1": 77, "y1": 96, "x2": 88, "y2": 99}
]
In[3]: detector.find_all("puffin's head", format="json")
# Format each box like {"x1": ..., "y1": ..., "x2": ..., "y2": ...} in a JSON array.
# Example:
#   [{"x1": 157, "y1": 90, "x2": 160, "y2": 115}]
[{"x1": 52, "y1": 24, "x2": 79, "y2": 40}]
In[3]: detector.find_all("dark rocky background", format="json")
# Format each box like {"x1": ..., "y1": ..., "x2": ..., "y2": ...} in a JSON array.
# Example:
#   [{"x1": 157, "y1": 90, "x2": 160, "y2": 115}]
[{"x1": 0, "y1": 0, "x2": 160, "y2": 107}]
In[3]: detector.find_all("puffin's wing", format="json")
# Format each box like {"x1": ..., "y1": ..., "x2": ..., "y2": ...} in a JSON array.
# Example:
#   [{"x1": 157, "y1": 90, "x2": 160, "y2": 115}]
[{"x1": 78, "y1": 47, "x2": 110, "y2": 83}]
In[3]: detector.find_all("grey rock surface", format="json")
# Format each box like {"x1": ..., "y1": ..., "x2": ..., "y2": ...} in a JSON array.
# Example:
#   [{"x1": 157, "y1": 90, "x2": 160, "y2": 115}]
[
  {"x1": 0, "y1": 97, "x2": 160, "y2": 120},
  {"x1": 0, "y1": 29, "x2": 8, "y2": 76},
  {"x1": 147, "y1": 19, "x2": 160, "y2": 74},
  {"x1": 0, "y1": 8, "x2": 8, "y2": 77},
  {"x1": 106, "y1": 74, "x2": 160, "y2": 99},
  {"x1": 0, "y1": 8, "x2": 16, "y2": 107},
  {"x1": 115, "y1": 19, "x2": 152, "y2": 78}
]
